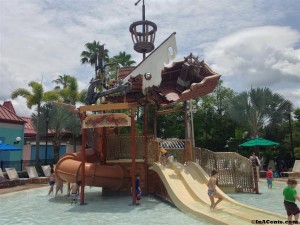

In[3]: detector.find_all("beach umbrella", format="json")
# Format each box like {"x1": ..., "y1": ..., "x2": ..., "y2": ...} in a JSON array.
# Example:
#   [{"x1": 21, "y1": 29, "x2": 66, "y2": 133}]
[
  {"x1": 0, "y1": 143, "x2": 21, "y2": 151},
  {"x1": 239, "y1": 137, "x2": 279, "y2": 147}
]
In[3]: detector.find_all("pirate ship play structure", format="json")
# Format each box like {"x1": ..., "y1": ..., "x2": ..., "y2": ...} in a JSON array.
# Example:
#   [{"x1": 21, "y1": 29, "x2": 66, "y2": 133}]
[{"x1": 54, "y1": 2, "x2": 285, "y2": 224}]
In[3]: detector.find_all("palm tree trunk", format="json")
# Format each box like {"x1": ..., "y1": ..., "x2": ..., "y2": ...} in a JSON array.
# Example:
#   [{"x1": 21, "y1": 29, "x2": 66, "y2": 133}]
[
  {"x1": 35, "y1": 104, "x2": 41, "y2": 166},
  {"x1": 53, "y1": 143, "x2": 60, "y2": 163}
]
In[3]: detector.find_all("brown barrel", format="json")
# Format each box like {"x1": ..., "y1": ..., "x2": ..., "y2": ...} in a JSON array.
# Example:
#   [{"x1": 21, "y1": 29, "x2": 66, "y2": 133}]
[{"x1": 118, "y1": 67, "x2": 135, "y2": 80}]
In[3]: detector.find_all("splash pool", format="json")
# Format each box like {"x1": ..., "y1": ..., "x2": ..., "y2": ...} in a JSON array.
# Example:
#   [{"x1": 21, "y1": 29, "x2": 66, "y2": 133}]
[
  {"x1": 0, "y1": 186, "x2": 211, "y2": 225},
  {"x1": 227, "y1": 180, "x2": 288, "y2": 215},
  {"x1": 0, "y1": 180, "x2": 287, "y2": 225}
]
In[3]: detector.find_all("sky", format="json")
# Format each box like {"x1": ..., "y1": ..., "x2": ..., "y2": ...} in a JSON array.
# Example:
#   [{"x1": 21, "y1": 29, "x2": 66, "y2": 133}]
[{"x1": 1, "y1": 0, "x2": 300, "y2": 117}]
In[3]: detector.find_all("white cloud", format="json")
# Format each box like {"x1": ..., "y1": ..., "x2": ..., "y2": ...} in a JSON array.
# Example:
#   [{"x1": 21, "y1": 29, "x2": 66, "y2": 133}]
[{"x1": 203, "y1": 26, "x2": 300, "y2": 107}]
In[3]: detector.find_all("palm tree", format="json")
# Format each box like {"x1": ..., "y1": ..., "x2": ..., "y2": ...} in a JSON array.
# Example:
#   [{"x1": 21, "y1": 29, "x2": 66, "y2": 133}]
[
  {"x1": 58, "y1": 76, "x2": 79, "y2": 105},
  {"x1": 112, "y1": 51, "x2": 136, "y2": 67},
  {"x1": 52, "y1": 74, "x2": 71, "y2": 90},
  {"x1": 108, "y1": 51, "x2": 136, "y2": 80},
  {"x1": 11, "y1": 81, "x2": 60, "y2": 164},
  {"x1": 228, "y1": 87, "x2": 292, "y2": 138},
  {"x1": 32, "y1": 103, "x2": 81, "y2": 163},
  {"x1": 80, "y1": 40, "x2": 109, "y2": 77}
]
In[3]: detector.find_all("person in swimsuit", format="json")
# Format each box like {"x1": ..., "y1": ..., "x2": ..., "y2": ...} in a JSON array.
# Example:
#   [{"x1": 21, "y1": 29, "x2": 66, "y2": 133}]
[
  {"x1": 283, "y1": 179, "x2": 300, "y2": 224},
  {"x1": 135, "y1": 174, "x2": 142, "y2": 206},
  {"x1": 207, "y1": 170, "x2": 223, "y2": 210},
  {"x1": 48, "y1": 169, "x2": 55, "y2": 195},
  {"x1": 55, "y1": 181, "x2": 63, "y2": 196},
  {"x1": 70, "y1": 181, "x2": 81, "y2": 204}
]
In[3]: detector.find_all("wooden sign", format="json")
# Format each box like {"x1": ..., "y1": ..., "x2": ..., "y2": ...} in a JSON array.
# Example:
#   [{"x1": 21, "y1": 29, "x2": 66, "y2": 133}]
[{"x1": 83, "y1": 113, "x2": 131, "y2": 128}]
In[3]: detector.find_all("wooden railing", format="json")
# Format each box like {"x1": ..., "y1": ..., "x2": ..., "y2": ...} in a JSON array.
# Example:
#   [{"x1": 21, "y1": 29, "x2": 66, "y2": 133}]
[
  {"x1": 107, "y1": 134, "x2": 154, "y2": 160},
  {"x1": 193, "y1": 147, "x2": 254, "y2": 193},
  {"x1": 106, "y1": 135, "x2": 253, "y2": 193}
]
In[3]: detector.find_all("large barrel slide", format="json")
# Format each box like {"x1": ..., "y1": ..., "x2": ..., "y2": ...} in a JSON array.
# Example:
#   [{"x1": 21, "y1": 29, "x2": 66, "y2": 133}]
[{"x1": 55, "y1": 148, "x2": 123, "y2": 190}]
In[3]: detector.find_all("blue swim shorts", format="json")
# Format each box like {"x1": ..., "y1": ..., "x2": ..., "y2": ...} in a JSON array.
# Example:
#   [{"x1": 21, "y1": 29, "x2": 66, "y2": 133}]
[
  {"x1": 208, "y1": 189, "x2": 214, "y2": 196},
  {"x1": 267, "y1": 178, "x2": 272, "y2": 185}
]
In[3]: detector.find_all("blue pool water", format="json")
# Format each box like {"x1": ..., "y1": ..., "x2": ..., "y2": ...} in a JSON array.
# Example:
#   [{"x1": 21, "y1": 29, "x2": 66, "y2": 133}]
[
  {"x1": 0, "y1": 180, "x2": 287, "y2": 225},
  {"x1": 0, "y1": 186, "x2": 210, "y2": 225},
  {"x1": 227, "y1": 180, "x2": 288, "y2": 215}
]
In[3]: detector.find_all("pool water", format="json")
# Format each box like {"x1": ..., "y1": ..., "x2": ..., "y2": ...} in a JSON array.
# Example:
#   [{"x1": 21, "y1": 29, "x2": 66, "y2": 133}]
[
  {"x1": 0, "y1": 186, "x2": 211, "y2": 225},
  {"x1": 0, "y1": 180, "x2": 288, "y2": 225},
  {"x1": 227, "y1": 180, "x2": 288, "y2": 215}
]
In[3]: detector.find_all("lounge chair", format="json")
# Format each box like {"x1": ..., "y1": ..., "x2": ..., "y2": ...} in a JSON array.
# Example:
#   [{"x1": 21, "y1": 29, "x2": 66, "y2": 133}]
[
  {"x1": 0, "y1": 168, "x2": 6, "y2": 182},
  {"x1": 5, "y1": 168, "x2": 29, "y2": 185},
  {"x1": 0, "y1": 168, "x2": 19, "y2": 188},
  {"x1": 26, "y1": 166, "x2": 49, "y2": 183},
  {"x1": 41, "y1": 165, "x2": 52, "y2": 177},
  {"x1": 281, "y1": 160, "x2": 300, "y2": 178}
]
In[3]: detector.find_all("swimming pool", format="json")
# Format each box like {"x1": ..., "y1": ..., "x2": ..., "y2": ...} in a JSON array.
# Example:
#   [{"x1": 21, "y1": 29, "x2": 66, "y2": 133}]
[
  {"x1": 0, "y1": 186, "x2": 211, "y2": 225},
  {"x1": 227, "y1": 180, "x2": 288, "y2": 215},
  {"x1": 0, "y1": 180, "x2": 287, "y2": 225}
]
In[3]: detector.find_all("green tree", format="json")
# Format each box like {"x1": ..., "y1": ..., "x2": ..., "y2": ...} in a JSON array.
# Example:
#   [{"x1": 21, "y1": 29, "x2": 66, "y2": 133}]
[
  {"x1": 52, "y1": 74, "x2": 71, "y2": 90},
  {"x1": 191, "y1": 81, "x2": 237, "y2": 150},
  {"x1": 32, "y1": 103, "x2": 81, "y2": 163},
  {"x1": 111, "y1": 51, "x2": 136, "y2": 67},
  {"x1": 59, "y1": 76, "x2": 79, "y2": 105},
  {"x1": 11, "y1": 81, "x2": 60, "y2": 164},
  {"x1": 105, "y1": 51, "x2": 136, "y2": 80},
  {"x1": 80, "y1": 41, "x2": 109, "y2": 76},
  {"x1": 211, "y1": 80, "x2": 235, "y2": 115},
  {"x1": 227, "y1": 87, "x2": 292, "y2": 138}
]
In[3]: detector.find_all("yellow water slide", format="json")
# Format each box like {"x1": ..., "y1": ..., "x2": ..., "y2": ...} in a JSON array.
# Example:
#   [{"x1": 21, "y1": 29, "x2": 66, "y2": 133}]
[
  {"x1": 151, "y1": 161, "x2": 285, "y2": 225},
  {"x1": 55, "y1": 148, "x2": 123, "y2": 190}
]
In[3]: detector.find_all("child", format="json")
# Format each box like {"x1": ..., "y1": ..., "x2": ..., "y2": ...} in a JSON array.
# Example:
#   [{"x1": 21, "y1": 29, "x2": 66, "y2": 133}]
[
  {"x1": 55, "y1": 181, "x2": 63, "y2": 196},
  {"x1": 207, "y1": 170, "x2": 223, "y2": 210},
  {"x1": 266, "y1": 167, "x2": 273, "y2": 189},
  {"x1": 48, "y1": 169, "x2": 55, "y2": 195},
  {"x1": 70, "y1": 181, "x2": 81, "y2": 204},
  {"x1": 131, "y1": 174, "x2": 142, "y2": 206},
  {"x1": 283, "y1": 179, "x2": 300, "y2": 224},
  {"x1": 159, "y1": 148, "x2": 168, "y2": 166}
]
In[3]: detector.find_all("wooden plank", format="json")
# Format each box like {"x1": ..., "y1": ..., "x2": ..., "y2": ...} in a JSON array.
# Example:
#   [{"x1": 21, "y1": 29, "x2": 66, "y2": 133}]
[
  {"x1": 79, "y1": 103, "x2": 138, "y2": 113},
  {"x1": 156, "y1": 109, "x2": 184, "y2": 115}
]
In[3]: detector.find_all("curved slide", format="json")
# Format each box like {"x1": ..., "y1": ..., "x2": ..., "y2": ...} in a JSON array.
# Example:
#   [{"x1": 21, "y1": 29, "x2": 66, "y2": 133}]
[
  {"x1": 55, "y1": 148, "x2": 123, "y2": 190},
  {"x1": 151, "y1": 161, "x2": 285, "y2": 225}
]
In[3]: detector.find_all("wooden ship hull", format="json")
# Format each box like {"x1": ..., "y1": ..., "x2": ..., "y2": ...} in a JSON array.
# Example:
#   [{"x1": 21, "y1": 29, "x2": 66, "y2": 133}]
[{"x1": 106, "y1": 55, "x2": 221, "y2": 105}]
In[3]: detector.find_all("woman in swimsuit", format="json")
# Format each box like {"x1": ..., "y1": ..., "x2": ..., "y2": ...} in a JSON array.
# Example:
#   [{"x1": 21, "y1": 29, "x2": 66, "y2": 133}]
[{"x1": 207, "y1": 170, "x2": 223, "y2": 210}]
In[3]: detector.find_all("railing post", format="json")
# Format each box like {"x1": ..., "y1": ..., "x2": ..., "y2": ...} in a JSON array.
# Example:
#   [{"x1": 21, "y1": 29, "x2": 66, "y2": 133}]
[
  {"x1": 155, "y1": 140, "x2": 160, "y2": 163},
  {"x1": 185, "y1": 140, "x2": 192, "y2": 162},
  {"x1": 0, "y1": 160, "x2": 3, "y2": 170},
  {"x1": 20, "y1": 160, "x2": 23, "y2": 171}
]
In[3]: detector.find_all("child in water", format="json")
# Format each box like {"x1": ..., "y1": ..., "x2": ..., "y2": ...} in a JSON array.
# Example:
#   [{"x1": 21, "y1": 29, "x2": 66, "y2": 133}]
[
  {"x1": 207, "y1": 170, "x2": 223, "y2": 210},
  {"x1": 283, "y1": 179, "x2": 300, "y2": 224},
  {"x1": 266, "y1": 167, "x2": 273, "y2": 189},
  {"x1": 55, "y1": 181, "x2": 63, "y2": 196},
  {"x1": 135, "y1": 174, "x2": 142, "y2": 206},
  {"x1": 70, "y1": 181, "x2": 81, "y2": 204},
  {"x1": 48, "y1": 169, "x2": 55, "y2": 195}
]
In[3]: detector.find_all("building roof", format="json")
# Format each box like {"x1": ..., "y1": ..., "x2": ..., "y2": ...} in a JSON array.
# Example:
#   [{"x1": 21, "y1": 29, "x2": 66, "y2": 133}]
[
  {"x1": 3, "y1": 101, "x2": 16, "y2": 114},
  {"x1": 0, "y1": 103, "x2": 25, "y2": 124},
  {"x1": 21, "y1": 117, "x2": 36, "y2": 137}
]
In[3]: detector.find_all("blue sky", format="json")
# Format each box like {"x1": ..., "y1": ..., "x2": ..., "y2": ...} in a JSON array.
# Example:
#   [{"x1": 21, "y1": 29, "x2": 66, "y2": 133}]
[{"x1": 1, "y1": 0, "x2": 300, "y2": 116}]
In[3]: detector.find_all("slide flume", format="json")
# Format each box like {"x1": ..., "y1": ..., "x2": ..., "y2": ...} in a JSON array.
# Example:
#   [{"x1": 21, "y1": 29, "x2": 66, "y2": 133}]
[
  {"x1": 151, "y1": 161, "x2": 285, "y2": 225},
  {"x1": 55, "y1": 148, "x2": 123, "y2": 190}
]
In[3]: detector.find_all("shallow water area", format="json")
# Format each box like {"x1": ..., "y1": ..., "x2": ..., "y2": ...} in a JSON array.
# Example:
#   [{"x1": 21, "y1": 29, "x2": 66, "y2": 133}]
[
  {"x1": 0, "y1": 186, "x2": 210, "y2": 225},
  {"x1": 227, "y1": 180, "x2": 288, "y2": 215}
]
